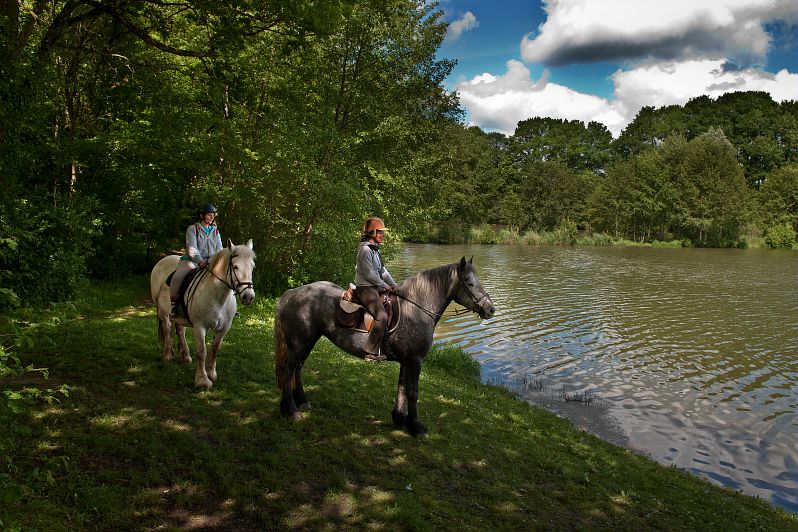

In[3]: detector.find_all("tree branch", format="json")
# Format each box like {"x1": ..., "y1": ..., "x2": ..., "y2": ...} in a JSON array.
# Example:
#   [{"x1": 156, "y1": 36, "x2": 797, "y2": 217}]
[{"x1": 83, "y1": 0, "x2": 215, "y2": 58}]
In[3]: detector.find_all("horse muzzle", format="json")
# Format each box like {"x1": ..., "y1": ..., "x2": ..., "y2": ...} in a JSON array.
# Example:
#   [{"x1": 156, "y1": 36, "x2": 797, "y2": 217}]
[
  {"x1": 477, "y1": 296, "x2": 495, "y2": 319},
  {"x1": 239, "y1": 286, "x2": 256, "y2": 305}
]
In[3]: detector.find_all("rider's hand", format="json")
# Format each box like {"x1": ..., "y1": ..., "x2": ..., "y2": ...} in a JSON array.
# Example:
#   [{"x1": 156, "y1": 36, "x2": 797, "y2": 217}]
[
  {"x1": 199, "y1": 261, "x2": 207, "y2": 269},
  {"x1": 387, "y1": 285, "x2": 397, "y2": 294}
]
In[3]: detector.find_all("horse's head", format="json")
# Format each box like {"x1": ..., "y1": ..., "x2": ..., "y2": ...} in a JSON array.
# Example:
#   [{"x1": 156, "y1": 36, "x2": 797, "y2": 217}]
[
  {"x1": 454, "y1": 257, "x2": 495, "y2": 319},
  {"x1": 227, "y1": 239, "x2": 256, "y2": 305}
]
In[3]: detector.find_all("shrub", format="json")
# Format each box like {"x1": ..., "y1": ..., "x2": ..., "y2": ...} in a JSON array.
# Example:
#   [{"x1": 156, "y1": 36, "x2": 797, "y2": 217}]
[
  {"x1": 578, "y1": 232, "x2": 614, "y2": 246},
  {"x1": 764, "y1": 223, "x2": 797, "y2": 249},
  {"x1": 1, "y1": 195, "x2": 99, "y2": 306},
  {"x1": 468, "y1": 225, "x2": 499, "y2": 244},
  {"x1": 551, "y1": 219, "x2": 578, "y2": 245}
]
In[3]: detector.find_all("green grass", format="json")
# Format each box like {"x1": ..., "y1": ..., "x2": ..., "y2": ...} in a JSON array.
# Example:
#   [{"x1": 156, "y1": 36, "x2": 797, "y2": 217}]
[{"x1": 2, "y1": 277, "x2": 796, "y2": 530}]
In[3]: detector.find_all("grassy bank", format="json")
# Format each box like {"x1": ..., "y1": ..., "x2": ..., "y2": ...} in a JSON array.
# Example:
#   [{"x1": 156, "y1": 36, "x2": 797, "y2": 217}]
[{"x1": 2, "y1": 278, "x2": 796, "y2": 530}]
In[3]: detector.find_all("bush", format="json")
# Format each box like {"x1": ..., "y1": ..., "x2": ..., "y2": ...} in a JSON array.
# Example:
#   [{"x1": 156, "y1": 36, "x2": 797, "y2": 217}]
[
  {"x1": 764, "y1": 223, "x2": 797, "y2": 249},
  {"x1": 1, "y1": 195, "x2": 100, "y2": 306},
  {"x1": 578, "y1": 232, "x2": 614, "y2": 246},
  {"x1": 468, "y1": 225, "x2": 499, "y2": 244},
  {"x1": 551, "y1": 219, "x2": 578, "y2": 245}
]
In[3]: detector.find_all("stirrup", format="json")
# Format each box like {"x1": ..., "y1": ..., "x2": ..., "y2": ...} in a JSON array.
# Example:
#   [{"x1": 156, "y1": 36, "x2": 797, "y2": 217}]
[
  {"x1": 364, "y1": 352, "x2": 386, "y2": 362},
  {"x1": 169, "y1": 303, "x2": 181, "y2": 318}
]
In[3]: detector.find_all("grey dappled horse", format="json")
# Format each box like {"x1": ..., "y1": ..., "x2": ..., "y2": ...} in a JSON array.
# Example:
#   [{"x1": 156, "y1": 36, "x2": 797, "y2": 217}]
[
  {"x1": 275, "y1": 257, "x2": 495, "y2": 437},
  {"x1": 150, "y1": 240, "x2": 255, "y2": 388}
]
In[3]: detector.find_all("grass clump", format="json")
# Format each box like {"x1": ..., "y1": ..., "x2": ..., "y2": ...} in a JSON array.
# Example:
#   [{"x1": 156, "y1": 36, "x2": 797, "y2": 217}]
[
  {"x1": 424, "y1": 343, "x2": 481, "y2": 383},
  {"x1": 1, "y1": 277, "x2": 796, "y2": 530}
]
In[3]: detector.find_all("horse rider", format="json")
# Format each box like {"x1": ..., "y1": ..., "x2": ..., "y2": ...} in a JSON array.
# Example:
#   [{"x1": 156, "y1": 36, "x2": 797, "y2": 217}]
[
  {"x1": 354, "y1": 217, "x2": 399, "y2": 361},
  {"x1": 170, "y1": 202, "x2": 224, "y2": 318}
]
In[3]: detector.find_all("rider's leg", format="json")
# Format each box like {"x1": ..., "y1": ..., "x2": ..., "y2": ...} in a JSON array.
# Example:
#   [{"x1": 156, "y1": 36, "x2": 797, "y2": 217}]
[
  {"x1": 169, "y1": 260, "x2": 195, "y2": 317},
  {"x1": 355, "y1": 285, "x2": 388, "y2": 361}
]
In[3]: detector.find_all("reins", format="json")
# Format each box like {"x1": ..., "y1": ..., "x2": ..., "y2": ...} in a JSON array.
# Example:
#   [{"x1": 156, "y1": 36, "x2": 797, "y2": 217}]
[{"x1": 395, "y1": 292, "x2": 444, "y2": 320}]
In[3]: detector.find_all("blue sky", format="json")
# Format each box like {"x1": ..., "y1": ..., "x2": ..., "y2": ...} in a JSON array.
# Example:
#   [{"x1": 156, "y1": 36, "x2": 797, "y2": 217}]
[{"x1": 435, "y1": 0, "x2": 798, "y2": 137}]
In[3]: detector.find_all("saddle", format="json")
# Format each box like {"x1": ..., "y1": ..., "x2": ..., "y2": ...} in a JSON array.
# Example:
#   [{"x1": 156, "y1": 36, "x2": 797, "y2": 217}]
[
  {"x1": 166, "y1": 267, "x2": 201, "y2": 320},
  {"x1": 335, "y1": 284, "x2": 399, "y2": 333}
]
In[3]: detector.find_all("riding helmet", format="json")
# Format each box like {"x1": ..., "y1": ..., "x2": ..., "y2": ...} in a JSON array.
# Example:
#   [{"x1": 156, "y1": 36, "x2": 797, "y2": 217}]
[
  {"x1": 363, "y1": 217, "x2": 389, "y2": 236},
  {"x1": 198, "y1": 202, "x2": 218, "y2": 215}
]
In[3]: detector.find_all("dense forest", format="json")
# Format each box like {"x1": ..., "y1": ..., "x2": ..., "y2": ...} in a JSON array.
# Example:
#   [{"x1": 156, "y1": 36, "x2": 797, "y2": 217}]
[{"x1": 1, "y1": 0, "x2": 797, "y2": 308}]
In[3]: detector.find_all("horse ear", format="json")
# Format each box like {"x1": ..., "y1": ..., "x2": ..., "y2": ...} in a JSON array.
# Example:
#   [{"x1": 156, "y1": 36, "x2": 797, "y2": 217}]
[
  {"x1": 246, "y1": 239, "x2": 253, "y2": 250},
  {"x1": 459, "y1": 257, "x2": 467, "y2": 271},
  {"x1": 227, "y1": 238, "x2": 234, "y2": 250},
  {"x1": 469, "y1": 256, "x2": 473, "y2": 264}
]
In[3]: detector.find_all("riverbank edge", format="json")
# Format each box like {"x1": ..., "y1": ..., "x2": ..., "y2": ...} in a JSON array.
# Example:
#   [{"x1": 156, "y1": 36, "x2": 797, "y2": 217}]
[
  {"x1": 1, "y1": 279, "x2": 796, "y2": 529},
  {"x1": 406, "y1": 224, "x2": 798, "y2": 249}
]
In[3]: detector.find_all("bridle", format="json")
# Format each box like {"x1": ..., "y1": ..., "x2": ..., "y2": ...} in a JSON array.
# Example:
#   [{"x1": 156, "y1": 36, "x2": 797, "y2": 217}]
[
  {"x1": 207, "y1": 250, "x2": 254, "y2": 298},
  {"x1": 453, "y1": 269, "x2": 491, "y2": 317}
]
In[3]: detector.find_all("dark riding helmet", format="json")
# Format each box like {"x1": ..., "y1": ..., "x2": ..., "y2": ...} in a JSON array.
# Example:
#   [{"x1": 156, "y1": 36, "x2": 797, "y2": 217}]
[{"x1": 198, "y1": 203, "x2": 218, "y2": 215}]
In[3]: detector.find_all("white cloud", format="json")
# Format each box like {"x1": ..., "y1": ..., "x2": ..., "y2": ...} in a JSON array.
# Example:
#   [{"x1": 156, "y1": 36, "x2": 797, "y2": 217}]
[
  {"x1": 456, "y1": 60, "x2": 626, "y2": 135},
  {"x1": 445, "y1": 11, "x2": 479, "y2": 43},
  {"x1": 455, "y1": 59, "x2": 798, "y2": 137},
  {"x1": 521, "y1": 0, "x2": 797, "y2": 67},
  {"x1": 611, "y1": 59, "x2": 798, "y2": 123}
]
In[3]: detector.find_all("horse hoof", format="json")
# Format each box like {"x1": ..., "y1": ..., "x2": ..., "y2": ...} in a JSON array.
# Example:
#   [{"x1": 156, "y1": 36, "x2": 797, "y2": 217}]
[
  {"x1": 195, "y1": 378, "x2": 213, "y2": 389},
  {"x1": 181, "y1": 356, "x2": 192, "y2": 365},
  {"x1": 407, "y1": 421, "x2": 428, "y2": 438}
]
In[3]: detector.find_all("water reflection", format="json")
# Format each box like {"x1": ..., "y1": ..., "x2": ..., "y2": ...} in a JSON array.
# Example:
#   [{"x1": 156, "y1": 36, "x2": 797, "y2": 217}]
[{"x1": 392, "y1": 244, "x2": 798, "y2": 514}]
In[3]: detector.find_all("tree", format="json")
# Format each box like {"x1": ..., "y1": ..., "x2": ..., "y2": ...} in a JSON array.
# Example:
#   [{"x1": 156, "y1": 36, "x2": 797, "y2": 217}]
[
  {"x1": 509, "y1": 117, "x2": 612, "y2": 175},
  {"x1": 759, "y1": 164, "x2": 798, "y2": 233},
  {"x1": 673, "y1": 129, "x2": 751, "y2": 246}
]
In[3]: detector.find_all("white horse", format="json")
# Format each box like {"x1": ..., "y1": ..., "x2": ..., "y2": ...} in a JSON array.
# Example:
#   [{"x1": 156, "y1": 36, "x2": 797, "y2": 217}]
[{"x1": 149, "y1": 239, "x2": 255, "y2": 388}]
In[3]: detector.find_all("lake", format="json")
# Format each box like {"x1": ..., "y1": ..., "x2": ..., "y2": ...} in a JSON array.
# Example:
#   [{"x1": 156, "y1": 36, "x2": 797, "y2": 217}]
[{"x1": 391, "y1": 243, "x2": 798, "y2": 514}]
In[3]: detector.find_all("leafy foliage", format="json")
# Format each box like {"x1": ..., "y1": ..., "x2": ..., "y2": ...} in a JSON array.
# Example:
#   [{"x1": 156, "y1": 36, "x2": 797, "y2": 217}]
[
  {"x1": 2, "y1": 0, "x2": 796, "y2": 310},
  {"x1": 764, "y1": 223, "x2": 797, "y2": 249}
]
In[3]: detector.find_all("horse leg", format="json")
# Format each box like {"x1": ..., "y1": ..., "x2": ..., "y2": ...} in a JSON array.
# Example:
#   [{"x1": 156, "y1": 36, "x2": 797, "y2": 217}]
[
  {"x1": 279, "y1": 343, "x2": 315, "y2": 419},
  {"x1": 392, "y1": 364, "x2": 408, "y2": 427},
  {"x1": 192, "y1": 326, "x2": 213, "y2": 389},
  {"x1": 403, "y1": 359, "x2": 428, "y2": 437},
  {"x1": 206, "y1": 329, "x2": 228, "y2": 383},
  {"x1": 161, "y1": 317, "x2": 174, "y2": 362},
  {"x1": 292, "y1": 359, "x2": 310, "y2": 410},
  {"x1": 176, "y1": 323, "x2": 191, "y2": 364}
]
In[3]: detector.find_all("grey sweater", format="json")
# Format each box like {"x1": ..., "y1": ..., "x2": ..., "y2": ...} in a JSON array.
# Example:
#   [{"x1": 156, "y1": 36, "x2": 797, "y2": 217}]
[
  {"x1": 186, "y1": 223, "x2": 223, "y2": 265},
  {"x1": 354, "y1": 241, "x2": 397, "y2": 289}
]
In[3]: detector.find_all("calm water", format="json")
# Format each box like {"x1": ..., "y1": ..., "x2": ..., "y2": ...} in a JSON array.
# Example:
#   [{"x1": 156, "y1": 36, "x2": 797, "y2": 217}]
[{"x1": 391, "y1": 243, "x2": 798, "y2": 514}]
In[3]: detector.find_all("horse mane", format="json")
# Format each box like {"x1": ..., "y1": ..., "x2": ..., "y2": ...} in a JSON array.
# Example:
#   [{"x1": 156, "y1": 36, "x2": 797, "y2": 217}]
[
  {"x1": 208, "y1": 243, "x2": 255, "y2": 279},
  {"x1": 208, "y1": 248, "x2": 227, "y2": 279},
  {"x1": 402, "y1": 262, "x2": 457, "y2": 296}
]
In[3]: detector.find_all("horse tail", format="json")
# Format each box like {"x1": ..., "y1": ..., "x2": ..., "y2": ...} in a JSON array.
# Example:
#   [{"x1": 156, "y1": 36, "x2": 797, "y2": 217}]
[{"x1": 274, "y1": 303, "x2": 289, "y2": 390}]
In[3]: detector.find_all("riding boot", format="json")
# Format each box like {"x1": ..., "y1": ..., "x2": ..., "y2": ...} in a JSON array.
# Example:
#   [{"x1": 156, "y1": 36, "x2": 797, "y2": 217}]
[{"x1": 364, "y1": 319, "x2": 387, "y2": 361}]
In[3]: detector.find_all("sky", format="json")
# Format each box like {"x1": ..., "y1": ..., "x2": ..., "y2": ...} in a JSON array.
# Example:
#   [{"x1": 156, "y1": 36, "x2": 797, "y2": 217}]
[{"x1": 436, "y1": 0, "x2": 798, "y2": 137}]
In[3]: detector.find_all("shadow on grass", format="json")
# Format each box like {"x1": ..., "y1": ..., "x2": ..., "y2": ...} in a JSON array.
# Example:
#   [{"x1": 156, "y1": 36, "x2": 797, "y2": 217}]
[{"x1": 3, "y1": 291, "x2": 796, "y2": 530}]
